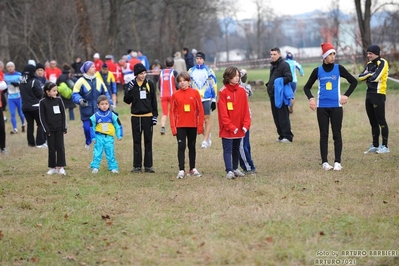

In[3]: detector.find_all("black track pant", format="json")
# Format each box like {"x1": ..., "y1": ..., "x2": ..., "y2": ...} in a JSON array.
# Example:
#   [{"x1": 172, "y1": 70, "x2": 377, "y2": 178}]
[{"x1": 365, "y1": 93, "x2": 388, "y2": 147}]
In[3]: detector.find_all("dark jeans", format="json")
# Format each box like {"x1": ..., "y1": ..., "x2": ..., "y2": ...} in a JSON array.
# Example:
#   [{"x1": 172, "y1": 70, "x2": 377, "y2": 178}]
[
  {"x1": 23, "y1": 109, "x2": 45, "y2": 146},
  {"x1": 176, "y1": 127, "x2": 197, "y2": 171},
  {"x1": 270, "y1": 97, "x2": 293, "y2": 141},
  {"x1": 222, "y1": 138, "x2": 241, "y2": 172},
  {"x1": 131, "y1": 116, "x2": 153, "y2": 168},
  {"x1": 47, "y1": 130, "x2": 66, "y2": 168},
  {"x1": 317, "y1": 107, "x2": 343, "y2": 164},
  {"x1": 365, "y1": 93, "x2": 389, "y2": 147}
]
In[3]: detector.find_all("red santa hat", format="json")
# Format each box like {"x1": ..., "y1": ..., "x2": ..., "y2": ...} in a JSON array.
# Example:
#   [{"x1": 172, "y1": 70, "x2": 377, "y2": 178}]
[{"x1": 321, "y1": 43, "x2": 336, "y2": 59}]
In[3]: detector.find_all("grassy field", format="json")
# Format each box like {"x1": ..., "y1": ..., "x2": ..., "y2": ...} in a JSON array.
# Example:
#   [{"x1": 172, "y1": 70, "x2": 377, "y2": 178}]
[{"x1": 0, "y1": 66, "x2": 398, "y2": 265}]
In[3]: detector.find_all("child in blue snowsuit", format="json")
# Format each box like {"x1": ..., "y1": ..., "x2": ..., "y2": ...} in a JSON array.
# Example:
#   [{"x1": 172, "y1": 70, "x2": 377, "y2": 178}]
[{"x1": 90, "y1": 95, "x2": 123, "y2": 174}]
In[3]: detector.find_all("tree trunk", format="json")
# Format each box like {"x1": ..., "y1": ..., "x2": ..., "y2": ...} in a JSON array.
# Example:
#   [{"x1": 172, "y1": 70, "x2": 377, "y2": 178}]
[
  {"x1": 354, "y1": 0, "x2": 372, "y2": 60},
  {"x1": 74, "y1": 0, "x2": 97, "y2": 59}
]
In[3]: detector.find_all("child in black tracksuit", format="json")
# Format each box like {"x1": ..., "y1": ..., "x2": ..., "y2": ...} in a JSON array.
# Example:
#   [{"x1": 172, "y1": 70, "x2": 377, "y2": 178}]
[
  {"x1": 123, "y1": 63, "x2": 158, "y2": 173},
  {"x1": 39, "y1": 82, "x2": 67, "y2": 175}
]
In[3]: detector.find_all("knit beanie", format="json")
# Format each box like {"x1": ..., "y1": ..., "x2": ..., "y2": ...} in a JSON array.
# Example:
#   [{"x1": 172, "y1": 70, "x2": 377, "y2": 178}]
[
  {"x1": 367, "y1": 44, "x2": 380, "y2": 55},
  {"x1": 321, "y1": 43, "x2": 336, "y2": 59},
  {"x1": 134, "y1": 63, "x2": 147, "y2": 76},
  {"x1": 36, "y1": 63, "x2": 45, "y2": 70},
  {"x1": 80, "y1": 61, "x2": 94, "y2": 73},
  {"x1": 286, "y1": 52, "x2": 293, "y2": 60},
  {"x1": 196, "y1": 51, "x2": 205, "y2": 60}
]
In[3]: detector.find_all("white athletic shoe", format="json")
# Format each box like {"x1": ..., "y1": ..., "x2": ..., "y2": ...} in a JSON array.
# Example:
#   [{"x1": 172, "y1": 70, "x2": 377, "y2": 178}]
[
  {"x1": 333, "y1": 162, "x2": 342, "y2": 171},
  {"x1": 233, "y1": 169, "x2": 245, "y2": 177},
  {"x1": 322, "y1": 162, "x2": 333, "y2": 171},
  {"x1": 92, "y1": 168, "x2": 98, "y2": 174},
  {"x1": 226, "y1": 171, "x2": 236, "y2": 179},
  {"x1": 47, "y1": 168, "x2": 58, "y2": 175},
  {"x1": 58, "y1": 167, "x2": 66, "y2": 175},
  {"x1": 176, "y1": 170, "x2": 185, "y2": 179}
]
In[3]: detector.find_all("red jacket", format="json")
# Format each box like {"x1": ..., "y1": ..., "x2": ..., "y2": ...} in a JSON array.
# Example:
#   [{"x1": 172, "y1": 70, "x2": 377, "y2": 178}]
[
  {"x1": 217, "y1": 83, "x2": 251, "y2": 139},
  {"x1": 45, "y1": 67, "x2": 62, "y2": 83},
  {"x1": 94, "y1": 59, "x2": 104, "y2": 71},
  {"x1": 106, "y1": 59, "x2": 122, "y2": 83},
  {"x1": 170, "y1": 87, "x2": 204, "y2": 136}
]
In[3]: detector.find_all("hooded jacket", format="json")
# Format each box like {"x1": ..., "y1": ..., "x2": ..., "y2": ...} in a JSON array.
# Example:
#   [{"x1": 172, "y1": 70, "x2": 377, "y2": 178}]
[{"x1": 19, "y1": 64, "x2": 43, "y2": 112}]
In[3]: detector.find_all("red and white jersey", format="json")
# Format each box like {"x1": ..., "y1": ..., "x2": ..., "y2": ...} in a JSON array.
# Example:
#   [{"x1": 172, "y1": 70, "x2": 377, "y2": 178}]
[
  {"x1": 159, "y1": 68, "x2": 176, "y2": 98},
  {"x1": 120, "y1": 63, "x2": 134, "y2": 84}
]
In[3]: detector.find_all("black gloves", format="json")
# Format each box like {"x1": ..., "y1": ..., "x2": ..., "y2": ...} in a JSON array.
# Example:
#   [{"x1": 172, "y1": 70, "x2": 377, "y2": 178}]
[{"x1": 211, "y1": 102, "x2": 216, "y2": 112}]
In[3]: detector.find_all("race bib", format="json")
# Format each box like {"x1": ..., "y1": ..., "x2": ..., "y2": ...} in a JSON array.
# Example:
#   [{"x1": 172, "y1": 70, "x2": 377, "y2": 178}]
[
  {"x1": 140, "y1": 90, "x2": 147, "y2": 99},
  {"x1": 101, "y1": 123, "x2": 109, "y2": 132},
  {"x1": 184, "y1": 104, "x2": 190, "y2": 112},
  {"x1": 227, "y1": 102, "x2": 233, "y2": 110},
  {"x1": 326, "y1": 82, "x2": 332, "y2": 91},
  {"x1": 53, "y1": 105, "x2": 60, "y2": 114}
]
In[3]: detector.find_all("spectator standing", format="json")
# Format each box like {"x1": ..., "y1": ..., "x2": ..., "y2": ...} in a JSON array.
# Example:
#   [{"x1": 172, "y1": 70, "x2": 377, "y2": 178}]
[
  {"x1": 238, "y1": 69, "x2": 256, "y2": 174},
  {"x1": 95, "y1": 63, "x2": 117, "y2": 107},
  {"x1": 119, "y1": 59, "x2": 135, "y2": 90},
  {"x1": 137, "y1": 51, "x2": 150, "y2": 70},
  {"x1": 188, "y1": 51, "x2": 217, "y2": 148},
  {"x1": 19, "y1": 64, "x2": 46, "y2": 147},
  {"x1": 4, "y1": 62, "x2": 25, "y2": 134},
  {"x1": 39, "y1": 82, "x2": 67, "y2": 175},
  {"x1": 266, "y1": 47, "x2": 293, "y2": 143},
  {"x1": 149, "y1": 59, "x2": 162, "y2": 89},
  {"x1": 45, "y1": 60, "x2": 62, "y2": 83},
  {"x1": 72, "y1": 61, "x2": 114, "y2": 149},
  {"x1": 105, "y1": 55, "x2": 122, "y2": 92},
  {"x1": 0, "y1": 61, "x2": 7, "y2": 122},
  {"x1": 159, "y1": 57, "x2": 179, "y2": 135},
  {"x1": 304, "y1": 43, "x2": 358, "y2": 171},
  {"x1": 71, "y1": 56, "x2": 84, "y2": 78},
  {"x1": 170, "y1": 72, "x2": 204, "y2": 179},
  {"x1": 0, "y1": 76, "x2": 6, "y2": 153},
  {"x1": 285, "y1": 52, "x2": 304, "y2": 113},
  {"x1": 90, "y1": 95, "x2": 123, "y2": 174},
  {"x1": 217, "y1": 66, "x2": 251, "y2": 179},
  {"x1": 173, "y1": 51, "x2": 187, "y2": 74},
  {"x1": 56, "y1": 64, "x2": 76, "y2": 121},
  {"x1": 93, "y1": 53, "x2": 103, "y2": 72},
  {"x1": 35, "y1": 63, "x2": 47, "y2": 87},
  {"x1": 123, "y1": 63, "x2": 158, "y2": 173},
  {"x1": 359, "y1": 44, "x2": 390, "y2": 154},
  {"x1": 183, "y1": 47, "x2": 194, "y2": 70},
  {"x1": 129, "y1": 52, "x2": 141, "y2": 69}
]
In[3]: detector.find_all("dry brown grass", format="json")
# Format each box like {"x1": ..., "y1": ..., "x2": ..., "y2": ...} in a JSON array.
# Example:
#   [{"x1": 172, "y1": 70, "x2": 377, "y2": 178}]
[{"x1": 0, "y1": 89, "x2": 398, "y2": 265}]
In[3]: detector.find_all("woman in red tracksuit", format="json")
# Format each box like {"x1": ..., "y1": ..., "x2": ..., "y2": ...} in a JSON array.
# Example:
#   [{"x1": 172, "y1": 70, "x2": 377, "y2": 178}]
[
  {"x1": 217, "y1": 66, "x2": 251, "y2": 180},
  {"x1": 170, "y1": 71, "x2": 204, "y2": 179}
]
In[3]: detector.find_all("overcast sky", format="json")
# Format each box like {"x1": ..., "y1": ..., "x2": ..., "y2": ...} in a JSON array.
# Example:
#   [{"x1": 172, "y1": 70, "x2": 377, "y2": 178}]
[{"x1": 236, "y1": 0, "x2": 357, "y2": 18}]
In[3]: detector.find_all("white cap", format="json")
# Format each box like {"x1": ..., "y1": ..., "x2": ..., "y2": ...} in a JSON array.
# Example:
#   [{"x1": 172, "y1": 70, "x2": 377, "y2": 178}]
[
  {"x1": 93, "y1": 53, "x2": 100, "y2": 59},
  {"x1": 28, "y1": 59, "x2": 36, "y2": 66}
]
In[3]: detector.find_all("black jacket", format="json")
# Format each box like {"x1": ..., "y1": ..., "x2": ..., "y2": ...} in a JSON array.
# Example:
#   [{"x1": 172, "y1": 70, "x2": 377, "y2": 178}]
[
  {"x1": 123, "y1": 78, "x2": 158, "y2": 117},
  {"x1": 20, "y1": 64, "x2": 43, "y2": 112},
  {"x1": 39, "y1": 96, "x2": 67, "y2": 133},
  {"x1": 266, "y1": 57, "x2": 292, "y2": 97}
]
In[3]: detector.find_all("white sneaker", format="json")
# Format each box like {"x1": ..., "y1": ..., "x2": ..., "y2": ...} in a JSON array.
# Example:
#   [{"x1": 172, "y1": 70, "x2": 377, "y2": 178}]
[
  {"x1": 92, "y1": 168, "x2": 98, "y2": 174},
  {"x1": 36, "y1": 143, "x2": 47, "y2": 148},
  {"x1": 58, "y1": 168, "x2": 66, "y2": 175},
  {"x1": 85, "y1": 144, "x2": 91, "y2": 150},
  {"x1": 364, "y1": 144, "x2": 378, "y2": 154},
  {"x1": 111, "y1": 169, "x2": 119, "y2": 174},
  {"x1": 206, "y1": 139, "x2": 212, "y2": 147},
  {"x1": 201, "y1": 140, "x2": 208, "y2": 148},
  {"x1": 233, "y1": 169, "x2": 245, "y2": 177},
  {"x1": 280, "y1": 138, "x2": 291, "y2": 143},
  {"x1": 333, "y1": 162, "x2": 342, "y2": 171},
  {"x1": 226, "y1": 171, "x2": 236, "y2": 179},
  {"x1": 376, "y1": 145, "x2": 390, "y2": 154},
  {"x1": 47, "y1": 168, "x2": 58, "y2": 175},
  {"x1": 188, "y1": 168, "x2": 202, "y2": 177},
  {"x1": 176, "y1": 170, "x2": 185, "y2": 179},
  {"x1": 322, "y1": 162, "x2": 333, "y2": 171}
]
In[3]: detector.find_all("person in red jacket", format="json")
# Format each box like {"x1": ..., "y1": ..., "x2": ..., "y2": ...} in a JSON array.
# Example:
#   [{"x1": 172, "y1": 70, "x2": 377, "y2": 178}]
[
  {"x1": 217, "y1": 66, "x2": 251, "y2": 179},
  {"x1": 93, "y1": 53, "x2": 103, "y2": 72},
  {"x1": 45, "y1": 60, "x2": 62, "y2": 83},
  {"x1": 170, "y1": 71, "x2": 204, "y2": 179}
]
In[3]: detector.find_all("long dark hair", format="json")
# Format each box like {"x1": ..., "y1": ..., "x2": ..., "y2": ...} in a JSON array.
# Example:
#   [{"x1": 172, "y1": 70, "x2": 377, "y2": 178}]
[{"x1": 43, "y1": 82, "x2": 57, "y2": 98}]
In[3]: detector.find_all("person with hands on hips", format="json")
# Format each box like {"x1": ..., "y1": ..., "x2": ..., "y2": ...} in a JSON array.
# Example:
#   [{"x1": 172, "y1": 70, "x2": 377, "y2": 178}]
[
  {"x1": 39, "y1": 82, "x2": 67, "y2": 175},
  {"x1": 89, "y1": 95, "x2": 123, "y2": 174},
  {"x1": 188, "y1": 51, "x2": 217, "y2": 149},
  {"x1": 169, "y1": 71, "x2": 204, "y2": 179},
  {"x1": 217, "y1": 66, "x2": 251, "y2": 180},
  {"x1": 304, "y1": 43, "x2": 357, "y2": 171},
  {"x1": 123, "y1": 63, "x2": 158, "y2": 173}
]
